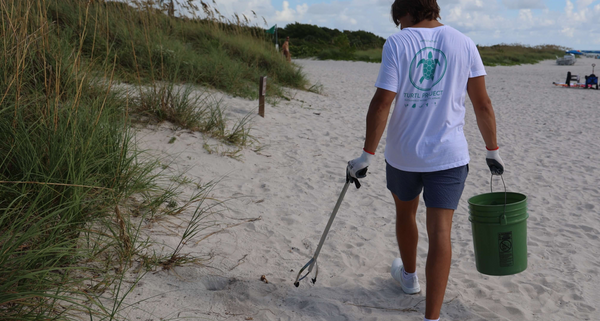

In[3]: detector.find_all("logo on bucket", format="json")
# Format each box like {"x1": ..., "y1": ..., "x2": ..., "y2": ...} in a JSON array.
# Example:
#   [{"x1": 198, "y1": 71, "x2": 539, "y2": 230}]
[{"x1": 498, "y1": 232, "x2": 514, "y2": 267}]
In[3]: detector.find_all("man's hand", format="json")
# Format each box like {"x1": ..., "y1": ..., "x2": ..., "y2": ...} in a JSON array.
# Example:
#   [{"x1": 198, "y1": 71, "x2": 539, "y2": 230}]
[
  {"x1": 486, "y1": 147, "x2": 505, "y2": 175},
  {"x1": 347, "y1": 150, "x2": 375, "y2": 179}
]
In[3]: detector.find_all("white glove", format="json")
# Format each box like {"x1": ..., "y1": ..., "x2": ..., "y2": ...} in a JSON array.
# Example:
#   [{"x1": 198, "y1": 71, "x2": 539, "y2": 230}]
[
  {"x1": 347, "y1": 150, "x2": 375, "y2": 179},
  {"x1": 486, "y1": 147, "x2": 505, "y2": 175}
]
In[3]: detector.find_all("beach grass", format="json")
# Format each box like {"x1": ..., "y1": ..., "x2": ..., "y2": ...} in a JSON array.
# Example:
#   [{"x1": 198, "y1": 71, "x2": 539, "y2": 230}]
[
  {"x1": 0, "y1": 0, "x2": 307, "y2": 319},
  {"x1": 478, "y1": 44, "x2": 568, "y2": 66},
  {"x1": 295, "y1": 43, "x2": 568, "y2": 66},
  {"x1": 48, "y1": 0, "x2": 308, "y2": 97},
  {"x1": 354, "y1": 48, "x2": 384, "y2": 62}
]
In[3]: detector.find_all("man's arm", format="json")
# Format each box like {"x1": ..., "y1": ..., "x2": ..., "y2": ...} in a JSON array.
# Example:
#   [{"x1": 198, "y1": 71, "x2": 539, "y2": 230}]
[
  {"x1": 363, "y1": 88, "x2": 396, "y2": 153},
  {"x1": 467, "y1": 76, "x2": 497, "y2": 149},
  {"x1": 347, "y1": 88, "x2": 396, "y2": 179},
  {"x1": 467, "y1": 76, "x2": 505, "y2": 175}
]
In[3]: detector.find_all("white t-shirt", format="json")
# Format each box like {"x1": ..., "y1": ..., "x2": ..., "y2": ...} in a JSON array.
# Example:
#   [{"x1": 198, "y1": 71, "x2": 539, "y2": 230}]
[{"x1": 375, "y1": 25, "x2": 486, "y2": 172}]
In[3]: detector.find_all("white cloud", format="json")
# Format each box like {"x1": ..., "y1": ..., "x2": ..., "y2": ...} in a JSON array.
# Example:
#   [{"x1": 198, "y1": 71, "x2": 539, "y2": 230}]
[
  {"x1": 339, "y1": 11, "x2": 358, "y2": 25},
  {"x1": 274, "y1": 1, "x2": 304, "y2": 22},
  {"x1": 456, "y1": 0, "x2": 488, "y2": 11},
  {"x1": 564, "y1": 0, "x2": 584, "y2": 19},
  {"x1": 437, "y1": 0, "x2": 600, "y2": 48},
  {"x1": 563, "y1": 0, "x2": 597, "y2": 30},
  {"x1": 502, "y1": 0, "x2": 545, "y2": 10},
  {"x1": 272, "y1": 1, "x2": 309, "y2": 22},
  {"x1": 561, "y1": 26, "x2": 575, "y2": 38},
  {"x1": 576, "y1": 0, "x2": 595, "y2": 10},
  {"x1": 198, "y1": 0, "x2": 600, "y2": 50},
  {"x1": 442, "y1": 0, "x2": 505, "y2": 32},
  {"x1": 518, "y1": 9, "x2": 534, "y2": 23},
  {"x1": 308, "y1": 2, "x2": 343, "y2": 15}
]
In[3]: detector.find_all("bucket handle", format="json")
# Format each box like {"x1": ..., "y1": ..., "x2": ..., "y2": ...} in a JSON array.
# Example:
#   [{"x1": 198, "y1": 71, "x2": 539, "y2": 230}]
[{"x1": 490, "y1": 174, "x2": 508, "y2": 225}]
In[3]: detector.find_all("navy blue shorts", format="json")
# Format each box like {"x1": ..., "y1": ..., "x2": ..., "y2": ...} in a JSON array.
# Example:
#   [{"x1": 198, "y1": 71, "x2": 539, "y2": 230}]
[{"x1": 386, "y1": 162, "x2": 469, "y2": 210}]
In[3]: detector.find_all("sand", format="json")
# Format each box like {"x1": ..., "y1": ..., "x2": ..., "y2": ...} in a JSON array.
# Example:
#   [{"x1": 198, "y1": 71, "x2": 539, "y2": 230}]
[{"x1": 127, "y1": 57, "x2": 600, "y2": 320}]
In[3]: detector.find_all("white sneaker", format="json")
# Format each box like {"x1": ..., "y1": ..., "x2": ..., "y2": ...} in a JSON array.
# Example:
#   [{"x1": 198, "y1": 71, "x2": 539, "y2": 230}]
[{"x1": 391, "y1": 258, "x2": 421, "y2": 294}]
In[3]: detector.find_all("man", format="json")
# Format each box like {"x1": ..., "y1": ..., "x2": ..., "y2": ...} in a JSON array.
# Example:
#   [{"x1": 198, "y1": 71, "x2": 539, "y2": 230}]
[
  {"x1": 347, "y1": 1, "x2": 505, "y2": 320},
  {"x1": 282, "y1": 36, "x2": 291, "y2": 62}
]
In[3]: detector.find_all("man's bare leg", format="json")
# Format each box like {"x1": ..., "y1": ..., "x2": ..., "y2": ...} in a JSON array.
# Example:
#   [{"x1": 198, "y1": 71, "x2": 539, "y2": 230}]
[
  {"x1": 392, "y1": 193, "x2": 420, "y2": 274},
  {"x1": 424, "y1": 207, "x2": 455, "y2": 320}
]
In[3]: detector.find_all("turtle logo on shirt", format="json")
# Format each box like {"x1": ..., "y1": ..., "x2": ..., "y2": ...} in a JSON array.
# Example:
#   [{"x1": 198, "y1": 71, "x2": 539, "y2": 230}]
[
  {"x1": 417, "y1": 52, "x2": 441, "y2": 84},
  {"x1": 409, "y1": 47, "x2": 447, "y2": 91}
]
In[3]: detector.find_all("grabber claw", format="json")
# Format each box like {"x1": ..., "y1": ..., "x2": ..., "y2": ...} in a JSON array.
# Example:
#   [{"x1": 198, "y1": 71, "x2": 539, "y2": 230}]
[
  {"x1": 293, "y1": 258, "x2": 315, "y2": 287},
  {"x1": 293, "y1": 171, "x2": 358, "y2": 287}
]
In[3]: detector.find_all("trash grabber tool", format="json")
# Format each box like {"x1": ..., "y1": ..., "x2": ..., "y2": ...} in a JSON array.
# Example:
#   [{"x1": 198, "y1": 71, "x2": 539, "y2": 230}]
[{"x1": 294, "y1": 170, "x2": 363, "y2": 287}]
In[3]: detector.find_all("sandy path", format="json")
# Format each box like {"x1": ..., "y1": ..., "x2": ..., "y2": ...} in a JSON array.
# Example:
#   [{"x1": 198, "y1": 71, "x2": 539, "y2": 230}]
[{"x1": 128, "y1": 58, "x2": 600, "y2": 321}]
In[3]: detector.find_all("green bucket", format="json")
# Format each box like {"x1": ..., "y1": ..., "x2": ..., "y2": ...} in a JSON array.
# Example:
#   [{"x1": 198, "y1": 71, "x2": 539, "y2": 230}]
[{"x1": 468, "y1": 192, "x2": 528, "y2": 276}]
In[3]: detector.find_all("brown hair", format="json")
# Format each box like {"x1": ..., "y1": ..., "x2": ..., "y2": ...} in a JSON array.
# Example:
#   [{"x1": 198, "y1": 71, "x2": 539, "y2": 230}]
[{"x1": 391, "y1": 0, "x2": 441, "y2": 27}]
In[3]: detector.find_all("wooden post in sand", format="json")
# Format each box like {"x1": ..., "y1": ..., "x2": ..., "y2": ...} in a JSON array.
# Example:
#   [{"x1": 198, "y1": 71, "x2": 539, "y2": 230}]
[{"x1": 259, "y1": 76, "x2": 267, "y2": 117}]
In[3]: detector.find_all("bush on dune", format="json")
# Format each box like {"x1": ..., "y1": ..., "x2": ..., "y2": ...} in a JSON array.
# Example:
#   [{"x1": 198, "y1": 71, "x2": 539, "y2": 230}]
[{"x1": 477, "y1": 44, "x2": 568, "y2": 66}]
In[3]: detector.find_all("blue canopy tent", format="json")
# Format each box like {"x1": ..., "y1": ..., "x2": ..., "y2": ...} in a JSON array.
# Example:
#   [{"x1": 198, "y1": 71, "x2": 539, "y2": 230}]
[{"x1": 566, "y1": 50, "x2": 600, "y2": 56}]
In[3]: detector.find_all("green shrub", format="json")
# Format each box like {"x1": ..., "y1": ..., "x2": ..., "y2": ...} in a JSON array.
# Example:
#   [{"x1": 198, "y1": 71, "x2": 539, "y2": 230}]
[{"x1": 478, "y1": 44, "x2": 568, "y2": 66}]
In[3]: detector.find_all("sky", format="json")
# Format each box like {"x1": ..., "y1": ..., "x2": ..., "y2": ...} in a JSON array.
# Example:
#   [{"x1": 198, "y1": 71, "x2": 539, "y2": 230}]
[{"x1": 201, "y1": 0, "x2": 600, "y2": 50}]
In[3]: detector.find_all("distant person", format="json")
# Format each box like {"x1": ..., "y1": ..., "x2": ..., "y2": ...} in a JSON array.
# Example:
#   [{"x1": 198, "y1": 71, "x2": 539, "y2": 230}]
[
  {"x1": 282, "y1": 36, "x2": 291, "y2": 62},
  {"x1": 346, "y1": 1, "x2": 504, "y2": 321}
]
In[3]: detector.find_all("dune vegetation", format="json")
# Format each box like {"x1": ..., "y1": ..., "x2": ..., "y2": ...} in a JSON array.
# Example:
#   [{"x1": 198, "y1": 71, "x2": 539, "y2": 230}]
[
  {"x1": 0, "y1": 0, "x2": 307, "y2": 319},
  {"x1": 477, "y1": 44, "x2": 568, "y2": 66},
  {"x1": 276, "y1": 23, "x2": 568, "y2": 66}
]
